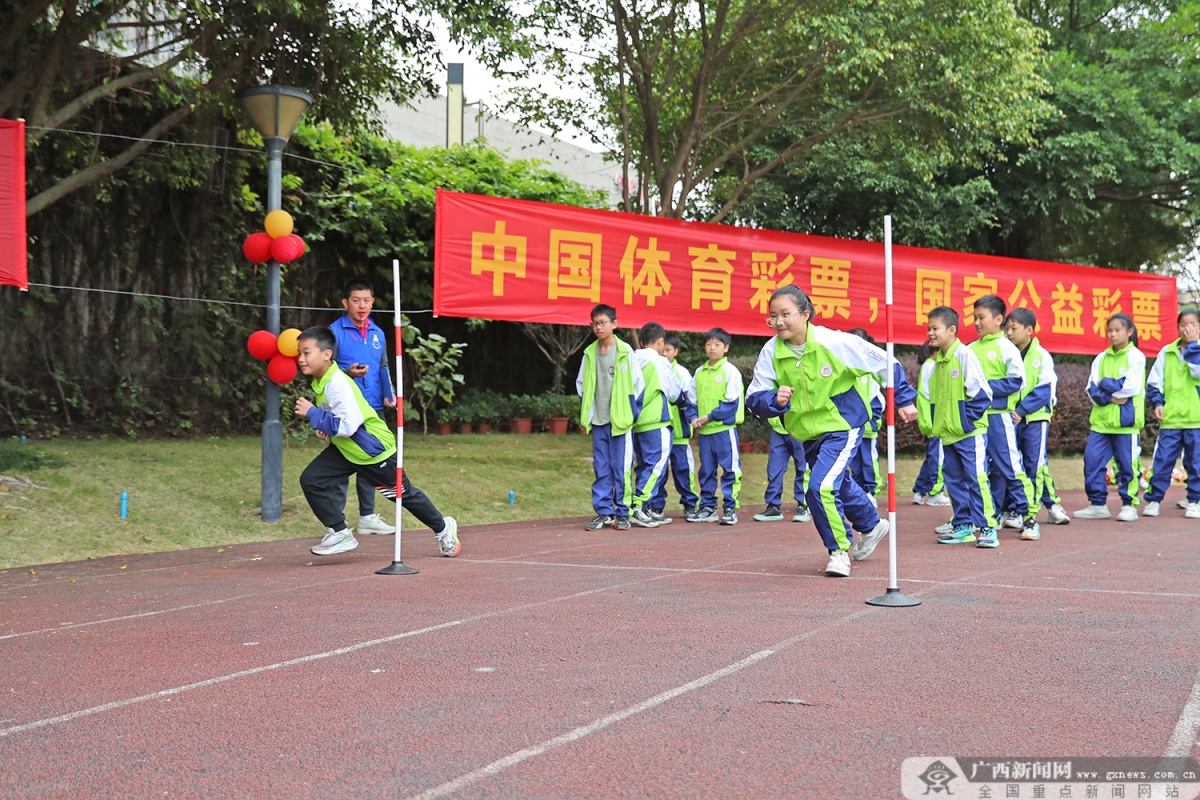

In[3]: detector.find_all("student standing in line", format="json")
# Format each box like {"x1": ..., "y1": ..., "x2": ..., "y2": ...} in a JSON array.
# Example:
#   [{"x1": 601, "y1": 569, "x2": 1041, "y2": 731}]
[
  {"x1": 689, "y1": 328, "x2": 744, "y2": 526},
  {"x1": 576, "y1": 304, "x2": 645, "y2": 531},
  {"x1": 649, "y1": 333, "x2": 699, "y2": 522},
  {"x1": 969, "y1": 295, "x2": 1038, "y2": 541},
  {"x1": 629, "y1": 322, "x2": 682, "y2": 528},
  {"x1": 924, "y1": 307, "x2": 999, "y2": 548},
  {"x1": 1143, "y1": 309, "x2": 1200, "y2": 518},
  {"x1": 1004, "y1": 308, "x2": 1070, "y2": 531},
  {"x1": 1075, "y1": 313, "x2": 1145, "y2": 521},
  {"x1": 912, "y1": 341, "x2": 950, "y2": 508}
]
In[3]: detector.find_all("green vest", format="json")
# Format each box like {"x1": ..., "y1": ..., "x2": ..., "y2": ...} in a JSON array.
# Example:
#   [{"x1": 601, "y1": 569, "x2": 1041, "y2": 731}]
[
  {"x1": 633, "y1": 352, "x2": 670, "y2": 433},
  {"x1": 580, "y1": 339, "x2": 637, "y2": 434},
  {"x1": 768, "y1": 337, "x2": 867, "y2": 441},
  {"x1": 668, "y1": 360, "x2": 691, "y2": 444},
  {"x1": 1089, "y1": 343, "x2": 1145, "y2": 434},
  {"x1": 930, "y1": 340, "x2": 985, "y2": 445},
  {"x1": 1017, "y1": 337, "x2": 1054, "y2": 424},
  {"x1": 694, "y1": 358, "x2": 744, "y2": 434},
  {"x1": 313, "y1": 364, "x2": 397, "y2": 465},
  {"x1": 1158, "y1": 340, "x2": 1200, "y2": 429},
  {"x1": 969, "y1": 332, "x2": 1019, "y2": 414},
  {"x1": 916, "y1": 358, "x2": 935, "y2": 437}
]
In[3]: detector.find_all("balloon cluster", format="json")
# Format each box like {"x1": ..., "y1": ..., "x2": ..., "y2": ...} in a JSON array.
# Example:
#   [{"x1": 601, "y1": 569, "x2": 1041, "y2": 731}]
[
  {"x1": 242, "y1": 210, "x2": 306, "y2": 264},
  {"x1": 247, "y1": 327, "x2": 302, "y2": 384}
]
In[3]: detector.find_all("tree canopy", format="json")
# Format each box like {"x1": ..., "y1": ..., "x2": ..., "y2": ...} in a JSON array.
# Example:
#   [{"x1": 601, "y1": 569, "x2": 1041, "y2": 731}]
[{"x1": 2, "y1": 0, "x2": 443, "y2": 215}]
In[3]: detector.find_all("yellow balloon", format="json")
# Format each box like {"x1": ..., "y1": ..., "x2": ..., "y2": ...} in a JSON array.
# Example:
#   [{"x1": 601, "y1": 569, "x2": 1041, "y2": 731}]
[
  {"x1": 264, "y1": 209, "x2": 294, "y2": 239},
  {"x1": 277, "y1": 327, "x2": 301, "y2": 357}
]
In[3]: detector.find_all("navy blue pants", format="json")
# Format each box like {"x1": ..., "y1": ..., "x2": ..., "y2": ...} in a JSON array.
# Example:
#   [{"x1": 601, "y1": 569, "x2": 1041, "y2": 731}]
[
  {"x1": 1145, "y1": 428, "x2": 1200, "y2": 504},
  {"x1": 913, "y1": 438, "x2": 944, "y2": 495},
  {"x1": 804, "y1": 429, "x2": 878, "y2": 552},
  {"x1": 591, "y1": 424, "x2": 634, "y2": 516},
  {"x1": 1083, "y1": 431, "x2": 1140, "y2": 506},
  {"x1": 764, "y1": 429, "x2": 807, "y2": 507},
  {"x1": 652, "y1": 441, "x2": 699, "y2": 512}
]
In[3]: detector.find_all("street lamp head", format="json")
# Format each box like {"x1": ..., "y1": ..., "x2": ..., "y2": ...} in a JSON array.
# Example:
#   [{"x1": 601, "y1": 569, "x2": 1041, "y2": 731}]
[{"x1": 236, "y1": 85, "x2": 313, "y2": 143}]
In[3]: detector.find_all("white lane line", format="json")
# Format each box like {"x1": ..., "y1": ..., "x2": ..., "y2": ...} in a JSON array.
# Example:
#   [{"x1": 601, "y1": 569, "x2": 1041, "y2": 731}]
[
  {"x1": 0, "y1": 558, "x2": 763, "y2": 739},
  {"x1": 406, "y1": 607, "x2": 876, "y2": 800},
  {"x1": 0, "y1": 576, "x2": 373, "y2": 641},
  {"x1": 478, "y1": 559, "x2": 1200, "y2": 599},
  {"x1": 1166, "y1": 670, "x2": 1200, "y2": 757}
]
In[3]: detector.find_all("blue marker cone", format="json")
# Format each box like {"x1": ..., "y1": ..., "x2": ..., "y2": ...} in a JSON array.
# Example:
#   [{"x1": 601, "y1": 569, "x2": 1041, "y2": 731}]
[
  {"x1": 119, "y1": 492, "x2": 128, "y2": 520},
  {"x1": 508, "y1": 490, "x2": 515, "y2": 506}
]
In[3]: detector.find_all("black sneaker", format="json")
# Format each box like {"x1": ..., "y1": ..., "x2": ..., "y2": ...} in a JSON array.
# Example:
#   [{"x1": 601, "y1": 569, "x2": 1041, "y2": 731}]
[
  {"x1": 613, "y1": 516, "x2": 632, "y2": 530},
  {"x1": 719, "y1": 507, "x2": 738, "y2": 526},
  {"x1": 752, "y1": 504, "x2": 783, "y2": 522},
  {"x1": 586, "y1": 515, "x2": 614, "y2": 530},
  {"x1": 688, "y1": 507, "x2": 718, "y2": 523}
]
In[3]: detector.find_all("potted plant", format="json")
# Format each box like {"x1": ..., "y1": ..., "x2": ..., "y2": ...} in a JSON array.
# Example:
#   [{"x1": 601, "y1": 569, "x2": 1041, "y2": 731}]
[
  {"x1": 474, "y1": 389, "x2": 508, "y2": 434},
  {"x1": 508, "y1": 394, "x2": 537, "y2": 434},
  {"x1": 738, "y1": 414, "x2": 772, "y2": 454},
  {"x1": 543, "y1": 394, "x2": 577, "y2": 434},
  {"x1": 433, "y1": 408, "x2": 452, "y2": 436}
]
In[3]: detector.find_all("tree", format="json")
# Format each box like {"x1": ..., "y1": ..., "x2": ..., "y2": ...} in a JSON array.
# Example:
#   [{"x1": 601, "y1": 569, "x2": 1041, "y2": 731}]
[
  {"x1": 2, "y1": 0, "x2": 442, "y2": 215},
  {"x1": 723, "y1": 0, "x2": 1200, "y2": 271},
  {"x1": 441, "y1": 0, "x2": 1049, "y2": 222}
]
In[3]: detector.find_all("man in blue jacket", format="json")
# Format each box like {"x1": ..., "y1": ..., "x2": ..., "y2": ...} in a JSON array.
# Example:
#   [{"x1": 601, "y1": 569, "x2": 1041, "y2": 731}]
[{"x1": 331, "y1": 279, "x2": 396, "y2": 535}]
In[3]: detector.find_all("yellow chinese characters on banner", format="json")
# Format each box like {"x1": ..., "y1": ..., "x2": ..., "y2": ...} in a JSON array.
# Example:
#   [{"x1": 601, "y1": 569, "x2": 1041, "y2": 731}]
[
  {"x1": 748, "y1": 252, "x2": 795, "y2": 314},
  {"x1": 690, "y1": 243, "x2": 736, "y2": 311},
  {"x1": 1132, "y1": 291, "x2": 1162, "y2": 342},
  {"x1": 810, "y1": 258, "x2": 851, "y2": 321},
  {"x1": 471, "y1": 221, "x2": 527, "y2": 296},
  {"x1": 549, "y1": 230, "x2": 602, "y2": 302},
  {"x1": 438, "y1": 191, "x2": 1177, "y2": 356},
  {"x1": 620, "y1": 236, "x2": 672, "y2": 306}
]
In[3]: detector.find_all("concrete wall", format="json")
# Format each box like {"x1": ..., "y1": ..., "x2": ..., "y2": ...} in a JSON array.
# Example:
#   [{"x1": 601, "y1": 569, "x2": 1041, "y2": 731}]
[{"x1": 378, "y1": 94, "x2": 620, "y2": 207}]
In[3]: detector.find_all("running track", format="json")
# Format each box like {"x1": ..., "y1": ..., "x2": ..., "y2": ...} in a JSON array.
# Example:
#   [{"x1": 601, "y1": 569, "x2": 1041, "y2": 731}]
[{"x1": 2, "y1": 488, "x2": 1199, "y2": 799}]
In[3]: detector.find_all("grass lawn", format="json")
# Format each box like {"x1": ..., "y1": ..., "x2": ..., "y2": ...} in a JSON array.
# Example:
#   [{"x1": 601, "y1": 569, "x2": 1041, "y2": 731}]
[{"x1": 0, "y1": 433, "x2": 1085, "y2": 570}]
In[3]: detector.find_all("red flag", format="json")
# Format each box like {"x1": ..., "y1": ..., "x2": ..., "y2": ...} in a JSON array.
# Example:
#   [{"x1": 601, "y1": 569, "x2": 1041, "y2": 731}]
[{"x1": 0, "y1": 119, "x2": 27, "y2": 290}]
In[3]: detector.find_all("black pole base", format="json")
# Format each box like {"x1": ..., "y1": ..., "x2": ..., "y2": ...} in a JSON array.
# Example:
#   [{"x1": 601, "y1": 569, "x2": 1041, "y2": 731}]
[
  {"x1": 866, "y1": 587, "x2": 920, "y2": 607},
  {"x1": 376, "y1": 561, "x2": 419, "y2": 576}
]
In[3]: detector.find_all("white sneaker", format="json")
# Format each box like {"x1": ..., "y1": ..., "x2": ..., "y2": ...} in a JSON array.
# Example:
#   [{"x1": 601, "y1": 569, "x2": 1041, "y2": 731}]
[
  {"x1": 1020, "y1": 519, "x2": 1041, "y2": 541},
  {"x1": 1047, "y1": 504, "x2": 1070, "y2": 525},
  {"x1": 437, "y1": 517, "x2": 461, "y2": 557},
  {"x1": 934, "y1": 521, "x2": 956, "y2": 535},
  {"x1": 852, "y1": 519, "x2": 889, "y2": 562},
  {"x1": 1179, "y1": 498, "x2": 1190, "y2": 510},
  {"x1": 792, "y1": 506, "x2": 812, "y2": 523},
  {"x1": 1002, "y1": 513, "x2": 1024, "y2": 530},
  {"x1": 1115, "y1": 505, "x2": 1138, "y2": 522},
  {"x1": 912, "y1": 493, "x2": 925, "y2": 505},
  {"x1": 311, "y1": 528, "x2": 358, "y2": 556},
  {"x1": 926, "y1": 492, "x2": 952, "y2": 507},
  {"x1": 1187, "y1": 503, "x2": 1200, "y2": 520},
  {"x1": 1142, "y1": 501, "x2": 1160, "y2": 517},
  {"x1": 825, "y1": 550, "x2": 851, "y2": 577},
  {"x1": 357, "y1": 513, "x2": 395, "y2": 535},
  {"x1": 1073, "y1": 505, "x2": 1112, "y2": 520}
]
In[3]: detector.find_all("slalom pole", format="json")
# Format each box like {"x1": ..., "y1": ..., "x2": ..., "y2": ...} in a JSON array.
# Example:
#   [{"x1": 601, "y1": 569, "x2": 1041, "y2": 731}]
[
  {"x1": 867, "y1": 216, "x2": 919, "y2": 607},
  {"x1": 377, "y1": 258, "x2": 418, "y2": 576}
]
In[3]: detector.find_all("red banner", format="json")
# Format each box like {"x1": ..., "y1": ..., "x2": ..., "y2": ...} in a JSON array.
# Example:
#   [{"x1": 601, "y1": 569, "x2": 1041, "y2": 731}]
[
  {"x1": 0, "y1": 119, "x2": 27, "y2": 290},
  {"x1": 433, "y1": 190, "x2": 1177, "y2": 354}
]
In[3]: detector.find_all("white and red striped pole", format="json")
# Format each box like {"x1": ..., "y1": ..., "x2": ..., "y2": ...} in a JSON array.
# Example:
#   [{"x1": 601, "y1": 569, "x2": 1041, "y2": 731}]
[
  {"x1": 377, "y1": 258, "x2": 418, "y2": 576},
  {"x1": 868, "y1": 216, "x2": 919, "y2": 606}
]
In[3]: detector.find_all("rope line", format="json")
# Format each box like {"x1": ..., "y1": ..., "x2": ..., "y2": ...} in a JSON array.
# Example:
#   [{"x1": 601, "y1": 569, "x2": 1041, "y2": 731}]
[{"x1": 25, "y1": 282, "x2": 432, "y2": 314}]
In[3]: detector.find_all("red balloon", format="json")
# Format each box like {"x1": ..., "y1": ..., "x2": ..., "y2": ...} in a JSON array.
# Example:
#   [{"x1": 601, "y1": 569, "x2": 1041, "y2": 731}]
[
  {"x1": 247, "y1": 330, "x2": 278, "y2": 361},
  {"x1": 270, "y1": 234, "x2": 303, "y2": 263},
  {"x1": 242, "y1": 232, "x2": 273, "y2": 263},
  {"x1": 288, "y1": 234, "x2": 306, "y2": 258},
  {"x1": 267, "y1": 354, "x2": 299, "y2": 385}
]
